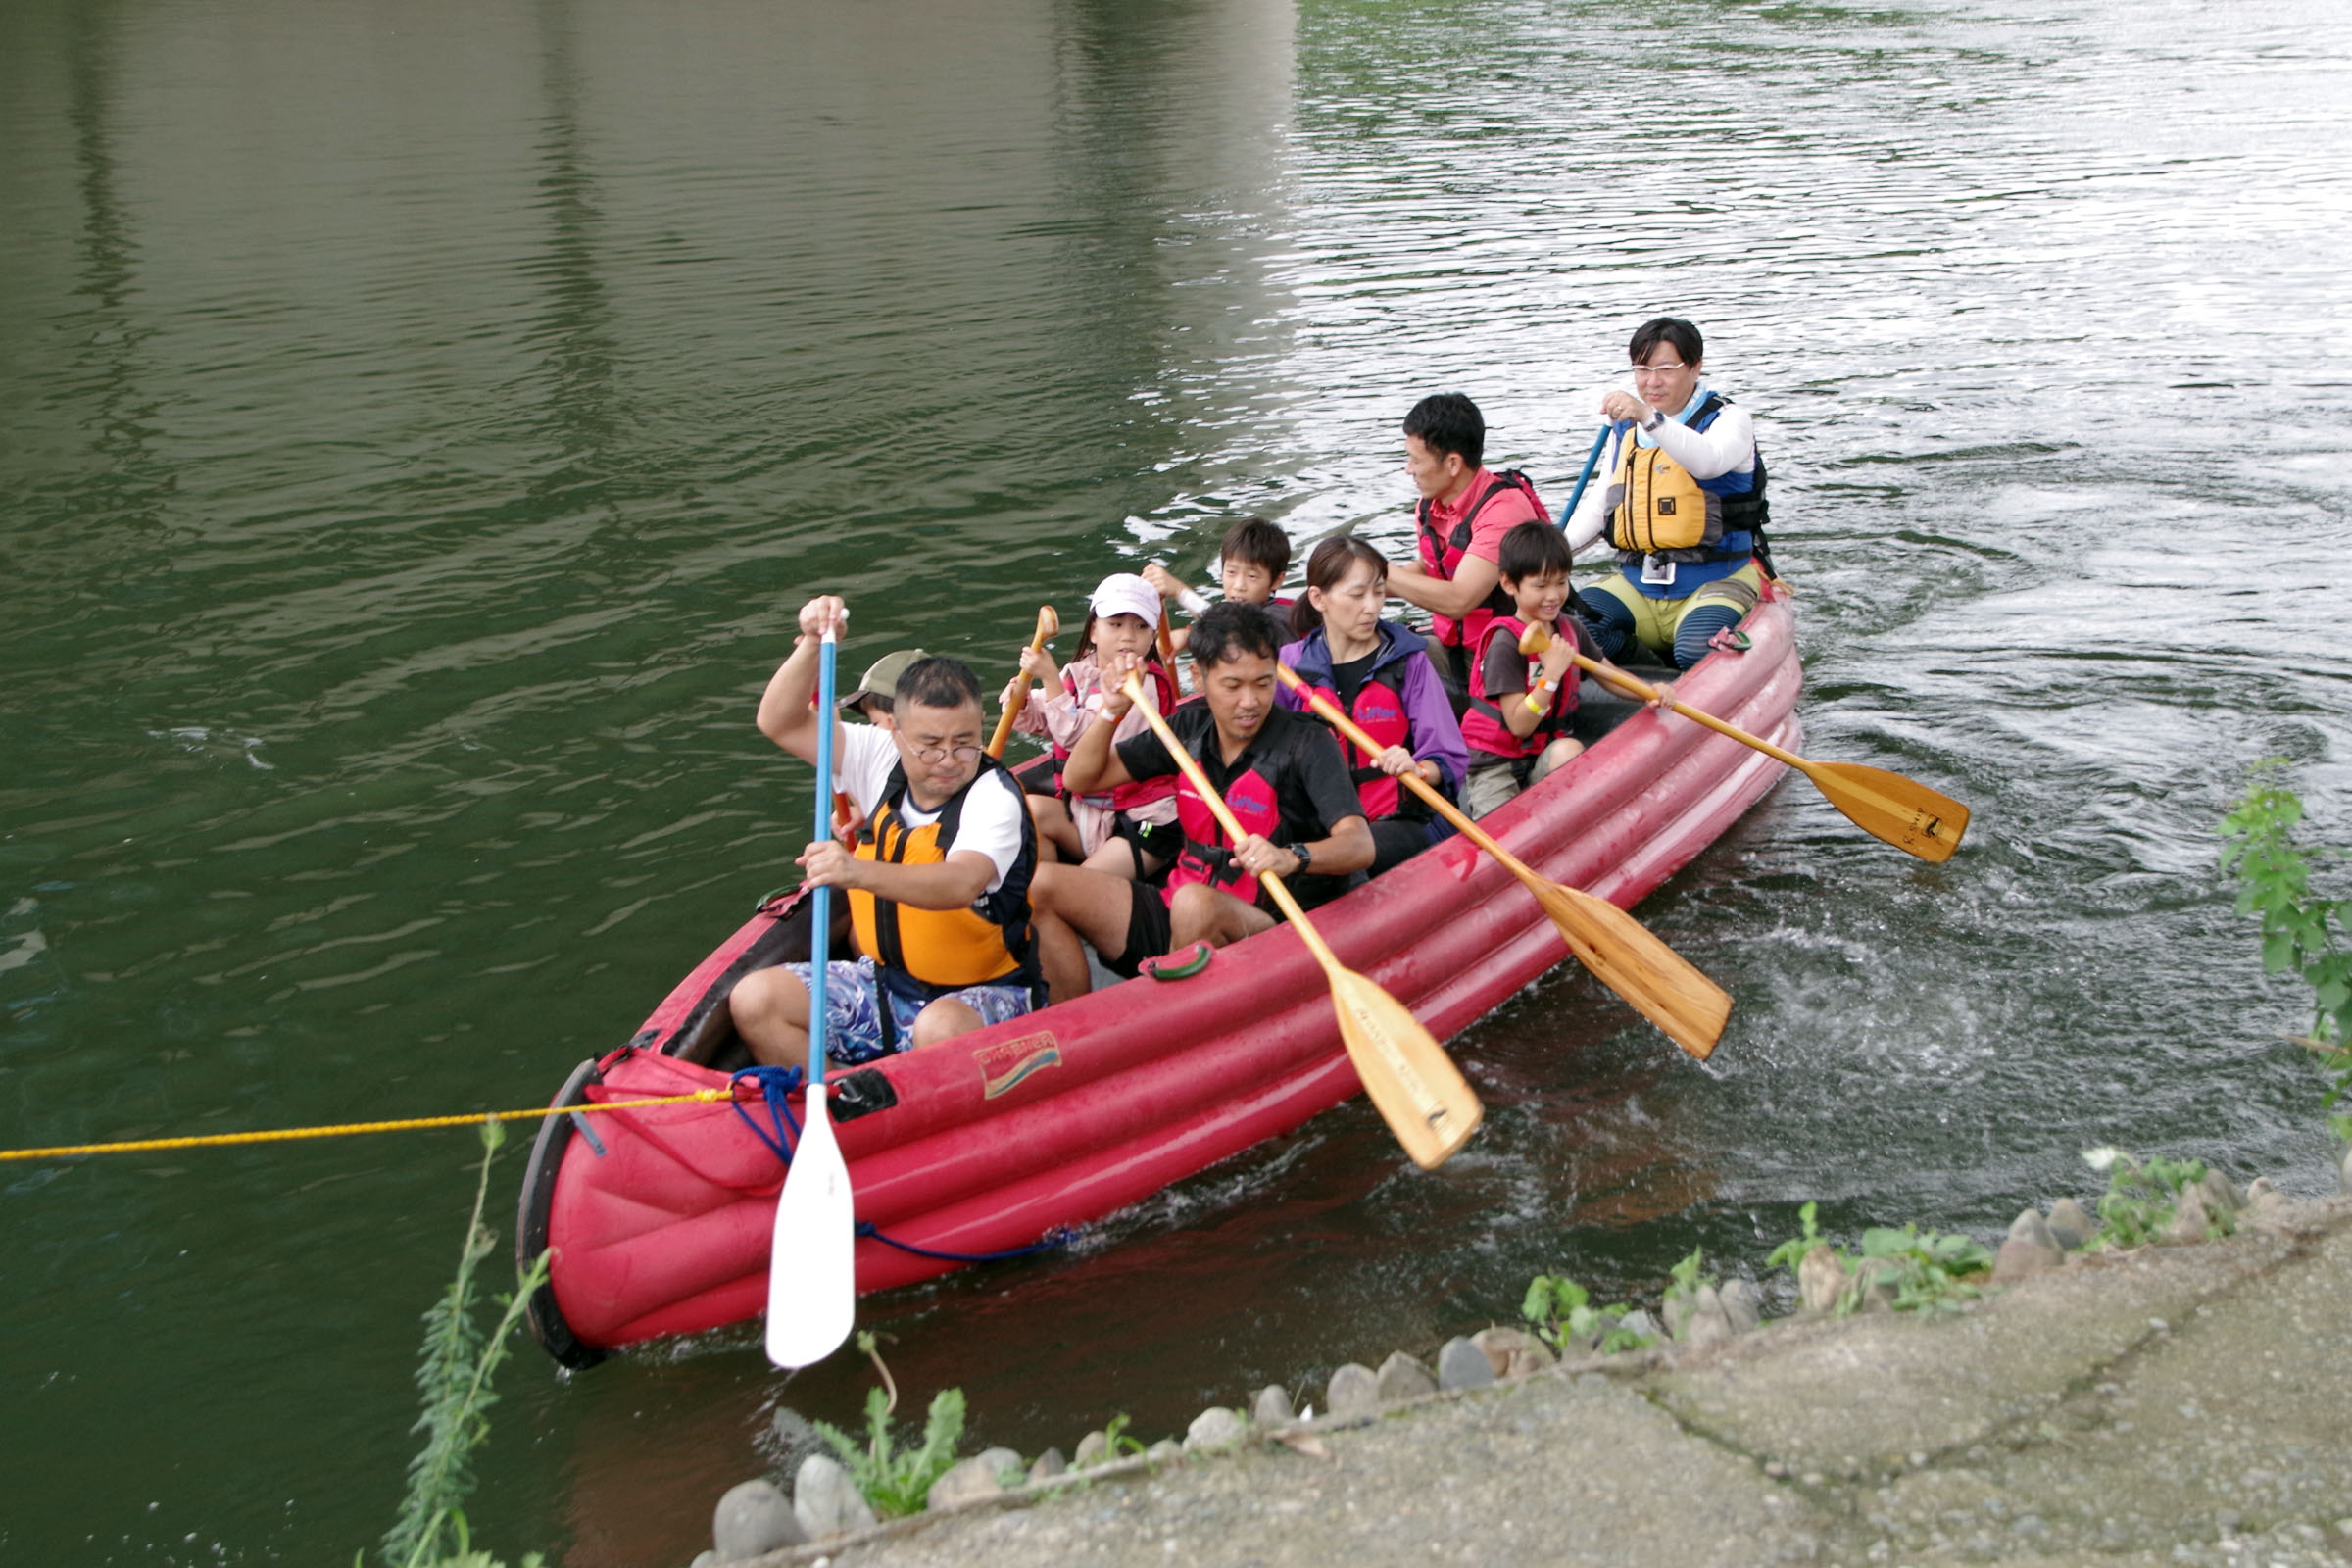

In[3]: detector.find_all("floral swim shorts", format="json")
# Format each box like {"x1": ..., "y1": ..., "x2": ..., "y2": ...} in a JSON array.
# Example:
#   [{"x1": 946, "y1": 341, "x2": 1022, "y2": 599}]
[{"x1": 782, "y1": 956, "x2": 1036, "y2": 1065}]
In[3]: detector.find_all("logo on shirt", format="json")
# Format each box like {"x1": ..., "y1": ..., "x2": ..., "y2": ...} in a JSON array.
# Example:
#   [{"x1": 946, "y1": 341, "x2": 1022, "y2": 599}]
[{"x1": 972, "y1": 1031, "x2": 1062, "y2": 1100}]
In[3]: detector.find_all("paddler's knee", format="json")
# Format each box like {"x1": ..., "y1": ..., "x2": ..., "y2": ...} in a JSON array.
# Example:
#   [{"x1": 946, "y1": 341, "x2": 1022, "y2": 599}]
[{"x1": 909, "y1": 997, "x2": 985, "y2": 1048}]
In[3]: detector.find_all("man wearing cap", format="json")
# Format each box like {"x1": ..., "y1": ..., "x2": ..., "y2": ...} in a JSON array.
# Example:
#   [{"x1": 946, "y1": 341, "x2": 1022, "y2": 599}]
[{"x1": 728, "y1": 597, "x2": 1044, "y2": 1069}]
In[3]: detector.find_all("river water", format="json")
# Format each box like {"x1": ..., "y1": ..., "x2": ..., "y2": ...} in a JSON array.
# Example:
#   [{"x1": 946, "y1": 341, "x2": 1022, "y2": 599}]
[{"x1": 3, "y1": 0, "x2": 2348, "y2": 1561}]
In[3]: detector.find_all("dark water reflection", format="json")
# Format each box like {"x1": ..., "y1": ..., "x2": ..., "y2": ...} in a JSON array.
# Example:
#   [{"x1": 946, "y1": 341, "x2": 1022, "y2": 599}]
[{"x1": 2, "y1": 0, "x2": 2348, "y2": 1561}]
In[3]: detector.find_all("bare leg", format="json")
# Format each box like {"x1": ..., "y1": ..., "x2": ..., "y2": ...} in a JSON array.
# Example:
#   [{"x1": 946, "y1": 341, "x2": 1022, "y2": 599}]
[
  {"x1": 728, "y1": 966, "x2": 812, "y2": 1069},
  {"x1": 1026, "y1": 795, "x2": 1084, "y2": 863},
  {"x1": 1531, "y1": 736, "x2": 1586, "y2": 784},
  {"x1": 909, "y1": 997, "x2": 984, "y2": 1047},
  {"x1": 1028, "y1": 861, "x2": 1145, "y2": 1000},
  {"x1": 1168, "y1": 882, "x2": 1275, "y2": 951},
  {"x1": 1081, "y1": 834, "x2": 1141, "y2": 879}
]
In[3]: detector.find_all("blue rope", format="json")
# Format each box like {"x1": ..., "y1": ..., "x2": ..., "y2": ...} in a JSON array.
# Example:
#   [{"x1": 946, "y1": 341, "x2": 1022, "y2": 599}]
[
  {"x1": 727, "y1": 1064, "x2": 1070, "y2": 1265},
  {"x1": 854, "y1": 1221, "x2": 1075, "y2": 1265},
  {"x1": 727, "y1": 1066, "x2": 805, "y2": 1167}
]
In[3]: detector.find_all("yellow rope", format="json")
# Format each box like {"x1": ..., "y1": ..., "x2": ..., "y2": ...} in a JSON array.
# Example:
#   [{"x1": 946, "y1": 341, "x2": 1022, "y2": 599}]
[{"x1": 0, "y1": 1088, "x2": 735, "y2": 1162}]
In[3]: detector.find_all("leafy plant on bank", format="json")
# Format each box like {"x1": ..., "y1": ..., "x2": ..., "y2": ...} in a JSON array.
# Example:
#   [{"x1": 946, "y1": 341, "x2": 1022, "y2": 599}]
[
  {"x1": 1662, "y1": 1246, "x2": 1717, "y2": 1320},
  {"x1": 372, "y1": 1119, "x2": 553, "y2": 1568},
  {"x1": 1521, "y1": 1273, "x2": 1652, "y2": 1353},
  {"x1": 809, "y1": 1332, "x2": 968, "y2": 1517},
  {"x1": 1093, "y1": 1413, "x2": 1150, "y2": 1464},
  {"x1": 2220, "y1": 765, "x2": 2352, "y2": 1142},
  {"x1": 2080, "y1": 1147, "x2": 2226, "y2": 1248},
  {"x1": 1766, "y1": 1205, "x2": 1990, "y2": 1314},
  {"x1": 1848, "y1": 1224, "x2": 1994, "y2": 1313}
]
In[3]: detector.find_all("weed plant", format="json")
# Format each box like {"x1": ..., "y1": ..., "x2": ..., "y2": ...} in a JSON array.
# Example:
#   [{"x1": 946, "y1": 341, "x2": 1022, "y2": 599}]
[
  {"x1": 809, "y1": 1333, "x2": 969, "y2": 1516},
  {"x1": 1521, "y1": 1274, "x2": 1652, "y2": 1352},
  {"x1": 1764, "y1": 1204, "x2": 1990, "y2": 1314},
  {"x1": 2221, "y1": 767, "x2": 2352, "y2": 1141},
  {"x1": 2080, "y1": 1148, "x2": 2226, "y2": 1248},
  {"x1": 372, "y1": 1120, "x2": 552, "y2": 1568}
]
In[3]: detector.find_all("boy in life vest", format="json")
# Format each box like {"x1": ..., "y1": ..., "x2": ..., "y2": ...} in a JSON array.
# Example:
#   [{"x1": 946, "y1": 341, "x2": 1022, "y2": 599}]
[
  {"x1": 728, "y1": 597, "x2": 1043, "y2": 1068},
  {"x1": 1024, "y1": 602, "x2": 1373, "y2": 1000},
  {"x1": 1385, "y1": 392, "x2": 1550, "y2": 698},
  {"x1": 1277, "y1": 535, "x2": 1468, "y2": 876},
  {"x1": 1461, "y1": 523, "x2": 1593, "y2": 818},
  {"x1": 1142, "y1": 515, "x2": 1293, "y2": 656},
  {"x1": 1003, "y1": 573, "x2": 1182, "y2": 876},
  {"x1": 1560, "y1": 317, "x2": 1774, "y2": 670}
]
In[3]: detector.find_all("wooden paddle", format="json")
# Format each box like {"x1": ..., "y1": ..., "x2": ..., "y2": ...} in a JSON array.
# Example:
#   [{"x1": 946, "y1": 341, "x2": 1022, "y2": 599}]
[
  {"x1": 1273, "y1": 664, "x2": 1729, "y2": 1059},
  {"x1": 985, "y1": 605, "x2": 1060, "y2": 759},
  {"x1": 1118, "y1": 673, "x2": 1481, "y2": 1169},
  {"x1": 766, "y1": 624, "x2": 857, "y2": 1369},
  {"x1": 1156, "y1": 605, "x2": 1191, "y2": 696},
  {"x1": 1520, "y1": 623, "x2": 1971, "y2": 864}
]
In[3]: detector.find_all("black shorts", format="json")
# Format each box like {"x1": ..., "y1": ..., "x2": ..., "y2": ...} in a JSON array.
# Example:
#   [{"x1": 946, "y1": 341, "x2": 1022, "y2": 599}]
[
  {"x1": 1107, "y1": 878, "x2": 1175, "y2": 978},
  {"x1": 1111, "y1": 813, "x2": 1184, "y2": 866}
]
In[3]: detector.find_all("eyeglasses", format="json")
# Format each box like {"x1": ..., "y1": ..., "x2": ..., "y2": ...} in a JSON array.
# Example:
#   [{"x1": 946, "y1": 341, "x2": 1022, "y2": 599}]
[
  {"x1": 1631, "y1": 361, "x2": 1690, "y2": 376},
  {"x1": 910, "y1": 743, "x2": 984, "y2": 764}
]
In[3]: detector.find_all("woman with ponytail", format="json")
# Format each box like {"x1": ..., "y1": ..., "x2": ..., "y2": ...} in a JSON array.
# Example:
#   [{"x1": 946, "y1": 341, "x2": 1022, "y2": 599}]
[{"x1": 1277, "y1": 536, "x2": 1467, "y2": 876}]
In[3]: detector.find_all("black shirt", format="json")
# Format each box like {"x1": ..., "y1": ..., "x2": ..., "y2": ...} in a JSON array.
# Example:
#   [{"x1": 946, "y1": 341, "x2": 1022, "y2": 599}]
[{"x1": 1115, "y1": 703, "x2": 1367, "y2": 909}]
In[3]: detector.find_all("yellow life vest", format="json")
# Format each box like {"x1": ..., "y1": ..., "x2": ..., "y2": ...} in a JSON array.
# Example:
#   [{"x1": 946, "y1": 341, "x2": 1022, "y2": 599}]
[
  {"x1": 849, "y1": 760, "x2": 1038, "y2": 993},
  {"x1": 1608, "y1": 438, "x2": 1724, "y2": 557}
]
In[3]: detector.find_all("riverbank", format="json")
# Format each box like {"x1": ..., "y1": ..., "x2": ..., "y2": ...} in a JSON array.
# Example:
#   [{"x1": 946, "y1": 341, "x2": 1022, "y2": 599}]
[{"x1": 717, "y1": 1187, "x2": 2352, "y2": 1568}]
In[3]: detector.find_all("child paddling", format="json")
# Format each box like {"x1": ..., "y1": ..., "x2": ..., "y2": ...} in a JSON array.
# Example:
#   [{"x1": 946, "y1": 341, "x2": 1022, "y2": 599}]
[
  {"x1": 1461, "y1": 522, "x2": 1593, "y2": 817},
  {"x1": 1004, "y1": 573, "x2": 1183, "y2": 876}
]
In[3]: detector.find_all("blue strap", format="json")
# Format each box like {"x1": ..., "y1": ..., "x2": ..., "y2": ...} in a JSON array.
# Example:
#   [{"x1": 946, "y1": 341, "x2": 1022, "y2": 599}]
[
  {"x1": 853, "y1": 1221, "x2": 1075, "y2": 1265},
  {"x1": 727, "y1": 1065, "x2": 806, "y2": 1167}
]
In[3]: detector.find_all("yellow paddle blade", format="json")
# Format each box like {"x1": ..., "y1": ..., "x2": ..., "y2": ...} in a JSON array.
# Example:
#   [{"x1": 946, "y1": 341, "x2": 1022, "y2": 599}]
[
  {"x1": 1801, "y1": 761, "x2": 1970, "y2": 864},
  {"x1": 1533, "y1": 882, "x2": 1730, "y2": 1060},
  {"x1": 1329, "y1": 966, "x2": 1482, "y2": 1170}
]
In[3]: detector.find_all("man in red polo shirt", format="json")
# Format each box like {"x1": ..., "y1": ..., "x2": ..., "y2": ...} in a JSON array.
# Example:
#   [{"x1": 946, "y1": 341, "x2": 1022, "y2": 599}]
[{"x1": 1385, "y1": 392, "x2": 1551, "y2": 696}]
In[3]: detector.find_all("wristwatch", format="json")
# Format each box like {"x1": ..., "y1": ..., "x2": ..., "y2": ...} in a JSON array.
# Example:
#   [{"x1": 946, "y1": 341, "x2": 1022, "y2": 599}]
[
  {"x1": 1642, "y1": 407, "x2": 1667, "y2": 433},
  {"x1": 1290, "y1": 841, "x2": 1312, "y2": 874}
]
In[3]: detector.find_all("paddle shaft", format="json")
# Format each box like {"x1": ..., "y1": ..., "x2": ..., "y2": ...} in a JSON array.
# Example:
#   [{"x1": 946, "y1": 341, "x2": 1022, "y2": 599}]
[
  {"x1": 986, "y1": 608, "x2": 1058, "y2": 759},
  {"x1": 1555, "y1": 421, "x2": 1611, "y2": 531},
  {"x1": 808, "y1": 631, "x2": 838, "y2": 1088},
  {"x1": 1271, "y1": 664, "x2": 1536, "y2": 886},
  {"x1": 1563, "y1": 648, "x2": 1808, "y2": 768}
]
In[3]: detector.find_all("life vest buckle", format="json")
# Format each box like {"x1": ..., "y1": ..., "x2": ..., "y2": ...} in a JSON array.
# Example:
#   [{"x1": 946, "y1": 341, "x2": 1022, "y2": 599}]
[{"x1": 1640, "y1": 554, "x2": 1679, "y2": 588}]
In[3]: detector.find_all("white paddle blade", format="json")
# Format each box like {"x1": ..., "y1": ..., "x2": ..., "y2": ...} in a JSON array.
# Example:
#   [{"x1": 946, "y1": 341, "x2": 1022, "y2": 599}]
[{"x1": 764, "y1": 1087, "x2": 856, "y2": 1368}]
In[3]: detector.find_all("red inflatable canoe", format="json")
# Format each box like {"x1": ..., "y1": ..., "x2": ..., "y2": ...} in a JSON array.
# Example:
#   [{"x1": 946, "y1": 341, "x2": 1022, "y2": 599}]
[{"x1": 519, "y1": 598, "x2": 1801, "y2": 1366}]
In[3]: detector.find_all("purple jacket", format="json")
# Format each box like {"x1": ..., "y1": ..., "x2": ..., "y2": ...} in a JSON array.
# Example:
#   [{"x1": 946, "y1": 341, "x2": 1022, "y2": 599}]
[{"x1": 1277, "y1": 619, "x2": 1470, "y2": 792}]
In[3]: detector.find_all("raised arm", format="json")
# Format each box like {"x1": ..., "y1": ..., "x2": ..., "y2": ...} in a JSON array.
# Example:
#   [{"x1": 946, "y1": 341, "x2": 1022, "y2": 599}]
[{"x1": 756, "y1": 596, "x2": 850, "y2": 767}]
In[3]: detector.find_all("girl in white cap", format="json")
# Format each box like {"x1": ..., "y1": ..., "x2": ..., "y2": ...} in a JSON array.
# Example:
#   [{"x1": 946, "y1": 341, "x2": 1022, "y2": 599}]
[{"x1": 1004, "y1": 572, "x2": 1183, "y2": 875}]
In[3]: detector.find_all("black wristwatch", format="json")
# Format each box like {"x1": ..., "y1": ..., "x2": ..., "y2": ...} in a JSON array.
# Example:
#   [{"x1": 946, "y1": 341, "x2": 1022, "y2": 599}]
[
  {"x1": 1642, "y1": 407, "x2": 1667, "y2": 433},
  {"x1": 1291, "y1": 841, "x2": 1313, "y2": 874}
]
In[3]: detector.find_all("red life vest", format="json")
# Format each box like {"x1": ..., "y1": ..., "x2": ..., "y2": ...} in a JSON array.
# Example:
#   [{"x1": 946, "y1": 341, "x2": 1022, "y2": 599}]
[
  {"x1": 1414, "y1": 468, "x2": 1550, "y2": 650},
  {"x1": 1461, "y1": 613, "x2": 1579, "y2": 760},
  {"x1": 1050, "y1": 661, "x2": 1180, "y2": 813},
  {"x1": 1169, "y1": 755, "x2": 1282, "y2": 906},
  {"x1": 1295, "y1": 670, "x2": 1411, "y2": 820}
]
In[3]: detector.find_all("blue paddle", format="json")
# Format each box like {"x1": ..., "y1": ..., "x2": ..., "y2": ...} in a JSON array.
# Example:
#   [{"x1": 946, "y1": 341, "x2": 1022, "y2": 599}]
[
  {"x1": 765, "y1": 623, "x2": 857, "y2": 1367},
  {"x1": 1555, "y1": 421, "x2": 1612, "y2": 534}
]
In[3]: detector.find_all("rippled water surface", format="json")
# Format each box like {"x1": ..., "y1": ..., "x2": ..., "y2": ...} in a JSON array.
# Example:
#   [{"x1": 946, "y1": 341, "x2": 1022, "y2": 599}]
[{"x1": 4, "y1": 0, "x2": 2350, "y2": 1561}]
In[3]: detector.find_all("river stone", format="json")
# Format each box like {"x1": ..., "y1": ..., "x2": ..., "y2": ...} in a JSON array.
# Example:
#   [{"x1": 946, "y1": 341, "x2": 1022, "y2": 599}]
[
  {"x1": 1797, "y1": 1244, "x2": 1848, "y2": 1314},
  {"x1": 2006, "y1": 1206, "x2": 2059, "y2": 1251},
  {"x1": 925, "y1": 1455, "x2": 1004, "y2": 1511},
  {"x1": 1145, "y1": 1438, "x2": 1183, "y2": 1463},
  {"x1": 1679, "y1": 1291, "x2": 1736, "y2": 1350},
  {"x1": 2046, "y1": 1198, "x2": 2094, "y2": 1250},
  {"x1": 1375, "y1": 1350, "x2": 1439, "y2": 1402},
  {"x1": 794, "y1": 1451, "x2": 879, "y2": 1540},
  {"x1": 2245, "y1": 1176, "x2": 2290, "y2": 1217},
  {"x1": 1029, "y1": 1446, "x2": 1065, "y2": 1482},
  {"x1": 1661, "y1": 1291, "x2": 1694, "y2": 1342},
  {"x1": 1506, "y1": 1348, "x2": 1550, "y2": 1377},
  {"x1": 692, "y1": 1553, "x2": 718, "y2": 1568},
  {"x1": 2197, "y1": 1167, "x2": 2241, "y2": 1215},
  {"x1": 713, "y1": 1478, "x2": 806, "y2": 1561},
  {"x1": 1853, "y1": 1257, "x2": 1901, "y2": 1312},
  {"x1": 2164, "y1": 1186, "x2": 2213, "y2": 1245},
  {"x1": 1470, "y1": 1325, "x2": 1550, "y2": 1374},
  {"x1": 976, "y1": 1446, "x2": 1023, "y2": 1483},
  {"x1": 2338, "y1": 1143, "x2": 2352, "y2": 1194},
  {"x1": 1992, "y1": 1235, "x2": 2061, "y2": 1285},
  {"x1": 1616, "y1": 1308, "x2": 1661, "y2": 1345},
  {"x1": 1073, "y1": 1429, "x2": 1109, "y2": 1468},
  {"x1": 1438, "y1": 1336, "x2": 1496, "y2": 1390},
  {"x1": 1326, "y1": 1362, "x2": 1379, "y2": 1420},
  {"x1": 1251, "y1": 1384, "x2": 1296, "y2": 1427},
  {"x1": 1185, "y1": 1406, "x2": 1249, "y2": 1451},
  {"x1": 1718, "y1": 1278, "x2": 1763, "y2": 1334}
]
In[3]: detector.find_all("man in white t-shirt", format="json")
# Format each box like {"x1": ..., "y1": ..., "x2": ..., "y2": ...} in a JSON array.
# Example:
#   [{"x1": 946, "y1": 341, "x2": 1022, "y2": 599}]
[{"x1": 728, "y1": 596, "x2": 1043, "y2": 1069}]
